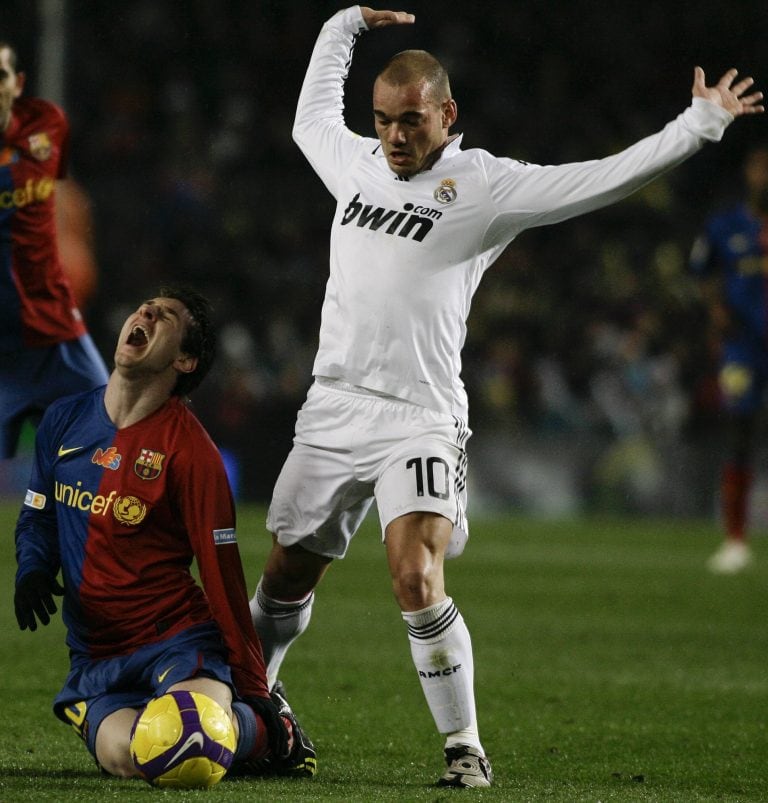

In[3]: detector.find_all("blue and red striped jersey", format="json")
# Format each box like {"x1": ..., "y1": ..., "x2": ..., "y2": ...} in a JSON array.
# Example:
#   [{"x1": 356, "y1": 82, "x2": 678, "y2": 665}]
[
  {"x1": 690, "y1": 203, "x2": 768, "y2": 343},
  {"x1": 0, "y1": 96, "x2": 86, "y2": 350},
  {"x1": 15, "y1": 387, "x2": 269, "y2": 700}
]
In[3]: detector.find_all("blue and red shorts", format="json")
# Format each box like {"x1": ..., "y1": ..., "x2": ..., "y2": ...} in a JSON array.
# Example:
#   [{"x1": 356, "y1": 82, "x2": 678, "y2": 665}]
[{"x1": 54, "y1": 622, "x2": 233, "y2": 757}]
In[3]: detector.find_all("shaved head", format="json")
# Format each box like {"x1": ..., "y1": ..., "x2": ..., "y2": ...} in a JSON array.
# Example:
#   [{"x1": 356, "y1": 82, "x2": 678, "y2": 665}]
[{"x1": 376, "y1": 49, "x2": 451, "y2": 105}]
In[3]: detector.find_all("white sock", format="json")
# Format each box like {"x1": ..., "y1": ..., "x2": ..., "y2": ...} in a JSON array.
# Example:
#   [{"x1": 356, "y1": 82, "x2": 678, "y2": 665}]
[
  {"x1": 402, "y1": 597, "x2": 482, "y2": 751},
  {"x1": 249, "y1": 578, "x2": 314, "y2": 688}
]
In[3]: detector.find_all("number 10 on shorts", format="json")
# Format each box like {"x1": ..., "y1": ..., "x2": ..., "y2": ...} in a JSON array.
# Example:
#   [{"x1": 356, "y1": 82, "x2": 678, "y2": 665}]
[{"x1": 406, "y1": 456, "x2": 450, "y2": 500}]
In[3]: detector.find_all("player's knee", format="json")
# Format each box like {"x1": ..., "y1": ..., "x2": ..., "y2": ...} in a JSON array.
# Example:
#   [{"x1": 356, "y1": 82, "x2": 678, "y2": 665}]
[
  {"x1": 387, "y1": 521, "x2": 449, "y2": 609},
  {"x1": 94, "y1": 707, "x2": 142, "y2": 779},
  {"x1": 97, "y1": 745, "x2": 141, "y2": 779},
  {"x1": 391, "y1": 565, "x2": 443, "y2": 610}
]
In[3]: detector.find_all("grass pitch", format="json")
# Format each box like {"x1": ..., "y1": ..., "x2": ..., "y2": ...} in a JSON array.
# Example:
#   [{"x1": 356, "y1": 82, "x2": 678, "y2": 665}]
[{"x1": 0, "y1": 500, "x2": 766, "y2": 801}]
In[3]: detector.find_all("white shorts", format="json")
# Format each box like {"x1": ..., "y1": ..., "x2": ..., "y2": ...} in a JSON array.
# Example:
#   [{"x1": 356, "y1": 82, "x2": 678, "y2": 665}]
[{"x1": 267, "y1": 379, "x2": 471, "y2": 560}]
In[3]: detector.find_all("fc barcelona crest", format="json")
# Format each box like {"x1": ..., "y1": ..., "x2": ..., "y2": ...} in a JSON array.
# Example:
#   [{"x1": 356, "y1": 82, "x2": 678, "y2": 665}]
[
  {"x1": 134, "y1": 448, "x2": 166, "y2": 480},
  {"x1": 28, "y1": 132, "x2": 53, "y2": 161}
]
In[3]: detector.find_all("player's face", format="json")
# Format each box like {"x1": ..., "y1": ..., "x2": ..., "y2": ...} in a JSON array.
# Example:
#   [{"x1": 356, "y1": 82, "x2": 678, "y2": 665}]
[
  {"x1": 114, "y1": 297, "x2": 197, "y2": 380},
  {"x1": 373, "y1": 78, "x2": 456, "y2": 177},
  {"x1": 0, "y1": 48, "x2": 24, "y2": 132}
]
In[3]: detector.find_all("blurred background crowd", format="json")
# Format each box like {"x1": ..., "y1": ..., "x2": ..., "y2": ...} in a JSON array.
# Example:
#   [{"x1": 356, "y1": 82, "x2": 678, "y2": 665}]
[{"x1": 2, "y1": 0, "x2": 767, "y2": 518}]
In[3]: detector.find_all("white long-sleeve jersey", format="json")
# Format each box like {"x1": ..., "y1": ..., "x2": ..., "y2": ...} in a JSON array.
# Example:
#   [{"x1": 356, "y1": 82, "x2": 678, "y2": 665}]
[{"x1": 294, "y1": 5, "x2": 733, "y2": 419}]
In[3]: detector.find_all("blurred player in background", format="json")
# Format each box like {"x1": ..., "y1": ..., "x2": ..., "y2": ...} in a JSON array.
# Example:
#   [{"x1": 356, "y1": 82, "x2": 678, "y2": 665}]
[
  {"x1": 13, "y1": 287, "x2": 315, "y2": 779},
  {"x1": 248, "y1": 5, "x2": 763, "y2": 788},
  {"x1": 0, "y1": 40, "x2": 108, "y2": 460},
  {"x1": 55, "y1": 176, "x2": 99, "y2": 310},
  {"x1": 691, "y1": 145, "x2": 768, "y2": 573}
]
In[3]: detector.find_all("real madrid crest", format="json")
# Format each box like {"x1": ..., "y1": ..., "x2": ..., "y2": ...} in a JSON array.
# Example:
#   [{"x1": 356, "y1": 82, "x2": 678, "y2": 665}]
[
  {"x1": 28, "y1": 132, "x2": 53, "y2": 161},
  {"x1": 433, "y1": 178, "x2": 457, "y2": 204}
]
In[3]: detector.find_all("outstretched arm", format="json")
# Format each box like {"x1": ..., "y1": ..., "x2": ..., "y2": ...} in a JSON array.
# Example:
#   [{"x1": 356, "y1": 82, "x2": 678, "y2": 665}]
[
  {"x1": 293, "y1": 6, "x2": 415, "y2": 197},
  {"x1": 360, "y1": 7, "x2": 415, "y2": 28},
  {"x1": 693, "y1": 67, "x2": 764, "y2": 117}
]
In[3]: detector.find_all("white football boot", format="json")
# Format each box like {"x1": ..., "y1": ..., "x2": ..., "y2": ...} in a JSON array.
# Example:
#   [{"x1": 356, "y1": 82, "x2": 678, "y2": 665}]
[
  {"x1": 707, "y1": 540, "x2": 753, "y2": 574},
  {"x1": 437, "y1": 745, "x2": 493, "y2": 788}
]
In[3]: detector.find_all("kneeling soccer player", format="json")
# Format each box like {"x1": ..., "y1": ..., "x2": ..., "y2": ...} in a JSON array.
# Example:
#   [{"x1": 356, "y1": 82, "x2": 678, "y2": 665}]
[{"x1": 13, "y1": 286, "x2": 315, "y2": 780}]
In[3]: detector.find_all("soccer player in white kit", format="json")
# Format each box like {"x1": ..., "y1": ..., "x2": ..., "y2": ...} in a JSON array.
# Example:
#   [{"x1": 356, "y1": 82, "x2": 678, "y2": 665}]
[{"x1": 249, "y1": 5, "x2": 763, "y2": 788}]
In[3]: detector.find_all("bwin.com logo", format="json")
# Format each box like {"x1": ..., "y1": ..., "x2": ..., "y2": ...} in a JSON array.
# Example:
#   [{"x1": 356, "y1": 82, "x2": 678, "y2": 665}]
[{"x1": 340, "y1": 193, "x2": 441, "y2": 242}]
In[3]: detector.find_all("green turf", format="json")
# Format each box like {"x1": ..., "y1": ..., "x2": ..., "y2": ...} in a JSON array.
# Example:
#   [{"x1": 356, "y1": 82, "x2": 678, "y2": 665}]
[{"x1": 1, "y1": 501, "x2": 766, "y2": 801}]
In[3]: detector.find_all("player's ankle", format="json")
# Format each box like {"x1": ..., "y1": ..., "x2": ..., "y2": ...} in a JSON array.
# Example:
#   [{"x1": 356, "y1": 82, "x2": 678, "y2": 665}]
[{"x1": 281, "y1": 715, "x2": 295, "y2": 753}]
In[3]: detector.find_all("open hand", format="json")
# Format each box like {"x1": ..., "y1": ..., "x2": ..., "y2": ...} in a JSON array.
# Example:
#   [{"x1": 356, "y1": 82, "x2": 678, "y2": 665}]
[
  {"x1": 692, "y1": 67, "x2": 764, "y2": 117},
  {"x1": 360, "y1": 7, "x2": 415, "y2": 29}
]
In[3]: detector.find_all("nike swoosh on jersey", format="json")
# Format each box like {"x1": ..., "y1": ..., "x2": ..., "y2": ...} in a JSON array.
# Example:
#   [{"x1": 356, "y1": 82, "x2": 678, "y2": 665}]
[
  {"x1": 164, "y1": 731, "x2": 205, "y2": 769},
  {"x1": 157, "y1": 665, "x2": 176, "y2": 684},
  {"x1": 58, "y1": 445, "x2": 84, "y2": 457}
]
